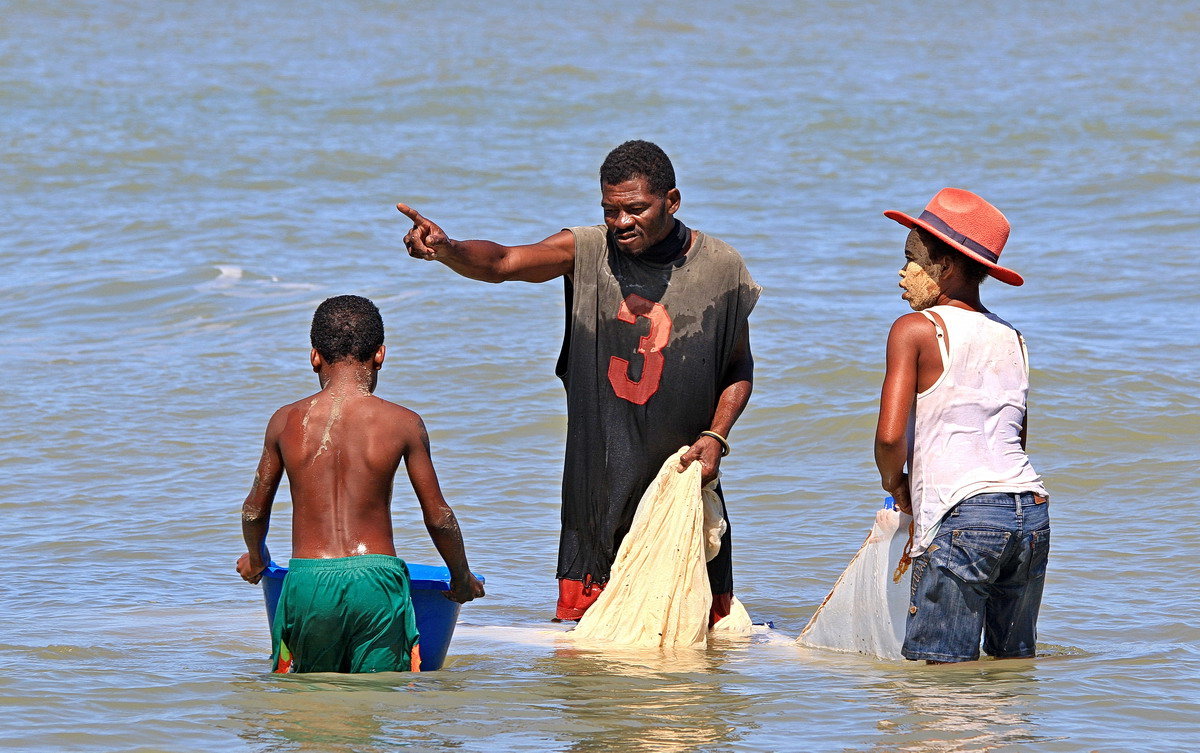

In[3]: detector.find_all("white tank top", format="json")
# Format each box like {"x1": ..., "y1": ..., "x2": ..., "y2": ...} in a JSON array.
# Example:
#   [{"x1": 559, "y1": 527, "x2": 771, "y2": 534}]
[{"x1": 908, "y1": 305, "x2": 1048, "y2": 556}]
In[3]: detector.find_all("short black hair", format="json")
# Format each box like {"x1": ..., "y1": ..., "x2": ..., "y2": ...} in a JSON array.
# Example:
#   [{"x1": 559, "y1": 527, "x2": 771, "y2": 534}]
[
  {"x1": 918, "y1": 228, "x2": 990, "y2": 286},
  {"x1": 310, "y1": 295, "x2": 384, "y2": 363},
  {"x1": 599, "y1": 140, "x2": 676, "y2": 195}
]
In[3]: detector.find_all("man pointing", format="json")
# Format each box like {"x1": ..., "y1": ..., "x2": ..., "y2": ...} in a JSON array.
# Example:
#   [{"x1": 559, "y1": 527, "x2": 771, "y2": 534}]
[{"x1": 398, "y1": 140, "x2": 761, "y2": 622}]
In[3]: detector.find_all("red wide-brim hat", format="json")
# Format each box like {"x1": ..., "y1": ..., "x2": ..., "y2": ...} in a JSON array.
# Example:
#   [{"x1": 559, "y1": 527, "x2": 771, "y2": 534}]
[{"x1": 884, "y1": 187, "x2": 1024, "y2": 286}]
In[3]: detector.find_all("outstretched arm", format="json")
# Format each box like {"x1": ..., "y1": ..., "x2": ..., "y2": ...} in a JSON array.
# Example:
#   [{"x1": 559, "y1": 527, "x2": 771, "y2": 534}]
[
  {"x1": 237, "y1": 410, "x2": 286, "y2": 584},
  {"x1": 679, "y1": 326, "x2": 754, "y2": 485},
  {"x1": 403, "y1": 416, "x2": 485, "y2": 604},
  {"x1": 397, "y1": 203, "x2": 575, "y2": 283},
  {"x1": 875, "y1": 317, "x2": 922, "y2": 514}
]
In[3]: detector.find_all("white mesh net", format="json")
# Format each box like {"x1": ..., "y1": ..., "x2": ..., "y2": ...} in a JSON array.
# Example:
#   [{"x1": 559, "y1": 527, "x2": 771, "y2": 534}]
[{"x1": 796, "y1": 505, "x2": 914, "y2": 660}]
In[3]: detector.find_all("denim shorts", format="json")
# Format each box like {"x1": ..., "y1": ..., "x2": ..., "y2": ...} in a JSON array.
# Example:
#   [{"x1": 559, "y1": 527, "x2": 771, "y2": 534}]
[{"x1": 902, "y1": 492, "x2": 1050, "y2": 663}]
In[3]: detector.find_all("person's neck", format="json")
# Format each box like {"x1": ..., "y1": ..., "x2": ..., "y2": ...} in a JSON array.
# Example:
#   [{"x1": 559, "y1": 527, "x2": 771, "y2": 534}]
[
  {"x1": 637, "y1": 219, "x2": 691, "y2": 264},
  {"x1": 318, "y1": 363, "x2": 376, "y2": 395},
  {"x1": 937, "y1": 289, "x2": 987, "y2": 314}
]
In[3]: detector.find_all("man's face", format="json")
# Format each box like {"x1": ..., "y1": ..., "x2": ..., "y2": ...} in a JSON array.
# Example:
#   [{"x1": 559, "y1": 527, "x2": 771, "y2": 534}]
[
  {"x1": 899, "y1": 230, "x2": 947, "y2": 311},
  {"x1": 601, "y1": 176, "x2": 680, "y2": 256}
]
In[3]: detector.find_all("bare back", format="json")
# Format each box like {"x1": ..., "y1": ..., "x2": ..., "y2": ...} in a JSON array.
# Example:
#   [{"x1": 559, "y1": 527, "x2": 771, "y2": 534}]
[{"x1": 271, "y1": 390, "x2": 421, "y2": 558}]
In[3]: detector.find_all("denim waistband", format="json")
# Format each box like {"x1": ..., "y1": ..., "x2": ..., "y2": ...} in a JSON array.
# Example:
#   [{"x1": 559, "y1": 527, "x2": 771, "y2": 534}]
[{"x1": 958, "y1": 491, "x2": 1047, "y2": 507}]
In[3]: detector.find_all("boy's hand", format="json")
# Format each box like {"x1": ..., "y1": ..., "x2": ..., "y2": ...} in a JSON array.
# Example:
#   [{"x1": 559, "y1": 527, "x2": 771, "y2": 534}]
[
  {"x1": 236, "y1": 552, "x2": 268, "y2": 585},
  {"x1": 445, "y1": 573, "x2": 486, "y2": 604}
]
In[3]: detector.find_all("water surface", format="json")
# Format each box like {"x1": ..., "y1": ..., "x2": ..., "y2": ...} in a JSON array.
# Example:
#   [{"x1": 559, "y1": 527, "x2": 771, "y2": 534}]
[{"x1": 2, "y1": 1, "x2": 1198, "y2": 750}]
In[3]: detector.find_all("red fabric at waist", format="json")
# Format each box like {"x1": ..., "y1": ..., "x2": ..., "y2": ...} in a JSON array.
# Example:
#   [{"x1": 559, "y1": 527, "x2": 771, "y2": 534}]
[{"x1": 556, "y1": 578, "x2": 733, "y2": 627}]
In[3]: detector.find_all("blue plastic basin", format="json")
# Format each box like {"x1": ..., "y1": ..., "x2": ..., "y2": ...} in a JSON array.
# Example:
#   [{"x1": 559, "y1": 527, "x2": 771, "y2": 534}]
[{"x1": 260, "y1": 560, "x2": 480, "y2": 672}]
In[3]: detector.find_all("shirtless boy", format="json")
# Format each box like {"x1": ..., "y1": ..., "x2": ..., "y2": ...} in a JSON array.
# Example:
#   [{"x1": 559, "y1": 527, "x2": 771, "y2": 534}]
[
  {"x1": 237, "y1": 295, "x2": 484, "y2": 673},
  {"x1": 875, "y1": 189, "x2": 1050, "y2": 663}
]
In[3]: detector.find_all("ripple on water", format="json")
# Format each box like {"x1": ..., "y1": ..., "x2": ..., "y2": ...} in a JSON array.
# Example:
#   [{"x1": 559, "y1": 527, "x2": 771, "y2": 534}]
[{"x1": 2, "y1": 0, "x2": 1199, "y2": 750}]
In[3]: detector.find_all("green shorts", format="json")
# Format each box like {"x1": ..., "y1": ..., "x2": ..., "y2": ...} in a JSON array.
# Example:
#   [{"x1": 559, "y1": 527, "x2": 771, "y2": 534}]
[{"x1": 271, "y1": 555, "x2": 420, "y2": 673}]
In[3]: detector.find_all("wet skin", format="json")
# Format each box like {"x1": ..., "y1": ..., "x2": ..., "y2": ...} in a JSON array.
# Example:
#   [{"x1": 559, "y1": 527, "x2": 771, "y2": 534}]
[
  {"x1": 395, "y1": 173, "x2": 747, "y2": 485},
  {"x1": 600, "y1": 176, "x2": 683, "y2": 256},
  {"x1": 237, "y1": 347, "x2": 484, "y2": 604},
  {"x1": 874, "y1": 229, "x2": 1017, "y2": 515},
  {"x1": 876, "y1": 224, "x2": 1034, "y2": 664},
  {"x1": 396, "y1": 164, "x2": 752, "y2": 620}
]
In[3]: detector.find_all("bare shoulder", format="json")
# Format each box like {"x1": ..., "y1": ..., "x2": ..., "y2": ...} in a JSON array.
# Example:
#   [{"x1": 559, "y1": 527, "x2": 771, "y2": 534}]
[
  {"x1": 266, "y1": 399, "x2": 303, "y2": 432},
  {"x1": 369, "y1": 396, "x2": 429, "y2": 440},
  {"x1": 889, "y1": 312, "x2": 936, "y2": 338},
  {"x1": 272, "y1": 391, "x2": 321, "y2": 422},
  {"x1": 886, "y1": 312, "x2": 938, "y2": 356},
  {"x1": 264, "y1": 394, "x2": 321, "y2": 445}
]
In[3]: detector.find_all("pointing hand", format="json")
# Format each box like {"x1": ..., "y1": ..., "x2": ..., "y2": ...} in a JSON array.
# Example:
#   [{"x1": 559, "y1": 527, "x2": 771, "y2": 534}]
[{"x1": 397, "y1": 203, "x2": 450, "y2": 261}]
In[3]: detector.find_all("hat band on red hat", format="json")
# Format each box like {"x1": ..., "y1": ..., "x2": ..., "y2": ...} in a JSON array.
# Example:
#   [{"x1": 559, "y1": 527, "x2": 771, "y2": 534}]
[{"x1": 917, "y1": 210, "x2": 999, "y2": 264}]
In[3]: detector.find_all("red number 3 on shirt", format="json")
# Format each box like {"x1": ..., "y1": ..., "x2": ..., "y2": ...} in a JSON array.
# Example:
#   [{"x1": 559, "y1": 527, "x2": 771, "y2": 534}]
[{"x1": 607, "y1": 294, "x2": 672, "y2": 405}]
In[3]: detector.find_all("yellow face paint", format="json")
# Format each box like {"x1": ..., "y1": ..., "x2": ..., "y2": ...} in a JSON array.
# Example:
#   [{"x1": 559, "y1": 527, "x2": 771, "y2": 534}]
[{"x1": 899, "y1": 231, "x2": 946, "y2": 311}]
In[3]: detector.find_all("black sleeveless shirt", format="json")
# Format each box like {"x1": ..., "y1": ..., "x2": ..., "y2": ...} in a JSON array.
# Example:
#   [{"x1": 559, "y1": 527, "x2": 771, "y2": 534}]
[{"x1": 554, "y1": 224, "x2": 761, "y2": 591}]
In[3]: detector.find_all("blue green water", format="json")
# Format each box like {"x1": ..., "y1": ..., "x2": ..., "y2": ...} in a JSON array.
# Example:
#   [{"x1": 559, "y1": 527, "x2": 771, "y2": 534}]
[{"x1": 1, "y1": 1, "x2": 1198, "y2": 750}]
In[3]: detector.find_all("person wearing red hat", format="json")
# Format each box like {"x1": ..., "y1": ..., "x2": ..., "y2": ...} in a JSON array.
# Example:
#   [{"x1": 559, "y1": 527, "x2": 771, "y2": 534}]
[{"x1": 874, "y1": 188, "x2": 1051, "y2": 663}]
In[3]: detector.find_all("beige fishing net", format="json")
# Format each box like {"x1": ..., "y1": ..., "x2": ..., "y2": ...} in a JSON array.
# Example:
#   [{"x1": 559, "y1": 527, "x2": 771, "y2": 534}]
[{"x1": 572, "y1": 447, "x2": 751, "y2": 648}]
